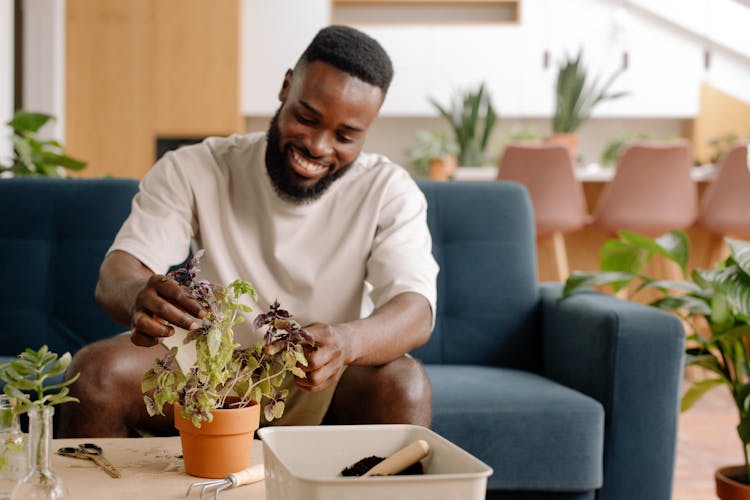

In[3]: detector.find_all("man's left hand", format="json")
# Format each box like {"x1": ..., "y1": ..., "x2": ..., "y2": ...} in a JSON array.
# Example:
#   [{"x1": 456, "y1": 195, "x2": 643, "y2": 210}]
[{"x1": 295, "y1": 322, "x2": 351, "y2": 393}]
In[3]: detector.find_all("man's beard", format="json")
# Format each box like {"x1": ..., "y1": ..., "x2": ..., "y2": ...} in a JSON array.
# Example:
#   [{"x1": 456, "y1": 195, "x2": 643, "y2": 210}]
[{"x1": 265, "y1": 109, "x2": 354, "y2": 203}]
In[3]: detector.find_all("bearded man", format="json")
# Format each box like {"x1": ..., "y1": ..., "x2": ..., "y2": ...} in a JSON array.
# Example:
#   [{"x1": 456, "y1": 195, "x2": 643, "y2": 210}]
[{"x1": 58, "y1": 25, "x2": 438, "y2": 437}]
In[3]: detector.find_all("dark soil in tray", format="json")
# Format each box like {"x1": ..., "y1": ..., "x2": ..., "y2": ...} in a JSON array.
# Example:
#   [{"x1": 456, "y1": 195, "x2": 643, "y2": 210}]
[{"x1": 341, "y1": 456, "x2": 424, "y2": 477}]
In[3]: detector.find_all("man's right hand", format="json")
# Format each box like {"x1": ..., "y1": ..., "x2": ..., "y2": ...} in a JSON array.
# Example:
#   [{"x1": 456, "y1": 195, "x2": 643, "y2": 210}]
[
  {"x1": 95, "y1": 250, "x2": 207, "y2": 348},
  {"x1": 129, "y1": 274, "x2": 206, "y2": 347}
]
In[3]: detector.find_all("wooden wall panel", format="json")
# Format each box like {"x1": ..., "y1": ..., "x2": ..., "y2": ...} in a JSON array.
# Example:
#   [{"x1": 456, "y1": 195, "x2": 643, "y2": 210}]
[
  {"x1": 66, "y1": 0, "x2": 240, "y2": 179},
  {"x1": 686, "y1": 84, "x2": 750, "y2": 164},
  {"x1": 153, "y1": 0, "x2": 241, "y2": 136}
]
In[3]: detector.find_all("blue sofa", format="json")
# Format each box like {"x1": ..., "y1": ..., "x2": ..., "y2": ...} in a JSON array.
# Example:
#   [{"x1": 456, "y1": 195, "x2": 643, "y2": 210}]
[{"x1": 0, "y1": 178, "x2": 684, "y2": 499}]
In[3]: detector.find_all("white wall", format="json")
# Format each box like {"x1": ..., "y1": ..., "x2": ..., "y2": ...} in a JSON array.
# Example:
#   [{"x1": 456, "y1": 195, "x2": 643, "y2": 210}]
[
  {"x1": 22, "y1": 0, "x2": 65, "y2": 141},
  {"x1": 0, "y1": 1, "x2": 13, "y2": 164},
  {"x1": 247, "y1": 114, "x2": 686, "y2": 168},
  {"x1": 242, "y1": 0, "x2": 330, "y2": 115}
]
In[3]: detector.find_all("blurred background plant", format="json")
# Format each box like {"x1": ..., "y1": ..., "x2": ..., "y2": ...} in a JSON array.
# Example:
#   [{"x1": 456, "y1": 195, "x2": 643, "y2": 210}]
[
  {"x1": 494, "y1": 124, "x2": 541, "y2": 162},
  {"x1": 1, "y1": 110, "x2": 87, "y2": 177},
  {"x1": 599, "y1": 132, "x2": 653, "y2": 167},
  {"x1": 407, "y1": 129, "x2": 459, "y2": 179},
  {"x1": 429, "y1": 83, "x2": 497, "y2": 166},
  {"x1": 552, "y1": 50, "x2": 628, "y2": 134}
]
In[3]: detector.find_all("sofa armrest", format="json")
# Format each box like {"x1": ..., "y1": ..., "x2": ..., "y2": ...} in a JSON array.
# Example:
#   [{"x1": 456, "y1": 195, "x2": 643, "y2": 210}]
[{"x1": 539, "y1": 283, "x2": 685, "y2": 500}]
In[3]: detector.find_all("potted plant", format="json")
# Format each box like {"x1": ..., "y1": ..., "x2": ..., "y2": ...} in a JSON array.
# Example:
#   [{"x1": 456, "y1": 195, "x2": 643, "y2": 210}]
[
  {"x1": 1, "y1": 111, "x2": 86, "y2": 178},
  {"x1": 407, "y1": 129, "x2": 459, "y2": 181},
  {"x1": 141, "y1": 251, "x2": 312, "y2": 478},
  {"x1": 562, "y1": 230, "x2": 750, "y2": 498},
  {"x1": 0, "y1": 345, "x2": 80, "y2": 499},
  {"x1": 550, "y1": 50, "x2": 628, "y2": 156},
  {"x1": 429, "y1": 83, "x2": 498, "y2": 167}
]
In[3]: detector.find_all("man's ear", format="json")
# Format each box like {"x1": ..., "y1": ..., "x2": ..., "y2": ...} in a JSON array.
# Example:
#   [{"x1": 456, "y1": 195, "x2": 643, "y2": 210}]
[{"x1": 278, "y1": 69, "x2": 293, "y2": 101}]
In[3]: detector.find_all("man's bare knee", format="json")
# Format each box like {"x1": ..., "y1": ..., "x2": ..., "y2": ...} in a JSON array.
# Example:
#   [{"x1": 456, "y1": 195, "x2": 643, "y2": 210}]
[
  {"x1": 328, "y1": 356, "x2": 432, "y2": 426},
  {"x1": 59, "y1": 335, "x2": 167, "y2": 437},
  {"x1": 378, "y1": 357, "x2": 432, "y2": 411}
]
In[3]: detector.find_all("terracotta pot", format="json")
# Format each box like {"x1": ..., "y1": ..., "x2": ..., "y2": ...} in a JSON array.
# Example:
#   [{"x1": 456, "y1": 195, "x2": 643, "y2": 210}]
[
  {"x1": 428, "y1": 155, "x2": 457, "y2": 181},
  {"x1": 716, "y1": 465, "x2": 750, "y2": 499},
  {"x1": 545, "y1": 133, "x2": 579, "y2": 158},
  {"x1": 174, "y1": 401, "x2": 260, "y2": 478}
]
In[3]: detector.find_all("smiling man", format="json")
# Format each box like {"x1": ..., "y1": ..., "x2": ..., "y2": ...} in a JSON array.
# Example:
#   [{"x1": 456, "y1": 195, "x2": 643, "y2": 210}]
[{"x1": 58, "y1": 25, "x2": 439, "y2": 437}]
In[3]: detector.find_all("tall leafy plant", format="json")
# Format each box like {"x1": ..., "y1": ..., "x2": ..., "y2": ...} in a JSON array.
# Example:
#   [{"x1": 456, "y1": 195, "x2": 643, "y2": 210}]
[
  {"x1": 553, "y1": 50, "x2": 628, "y2": 134},
  {"x1": 429, "y1": 83, "x2": 498, "y2": 166},
  {"x1": 563, "y1": 230, "x2": 750, "y2": 483},
  {"x1": 2, "y1": 111, "x2": 86, "y2": 177}
]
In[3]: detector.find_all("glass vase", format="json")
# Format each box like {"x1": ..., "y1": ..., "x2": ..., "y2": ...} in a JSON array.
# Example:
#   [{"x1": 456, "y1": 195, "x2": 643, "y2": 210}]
[
  {"x1": 10, "y1": 407, "x2": 66, "y2": 500},
  {"x1": 0, "y1": 395, "x2": 27, "y2": 500}
]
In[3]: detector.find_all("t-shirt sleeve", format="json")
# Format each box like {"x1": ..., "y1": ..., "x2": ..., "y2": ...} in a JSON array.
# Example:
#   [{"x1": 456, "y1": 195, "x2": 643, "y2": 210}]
[
  {"x1": 366, "y1": 173, "x2": 439, "y2": 325},
  {"x1": 107, "y1": 151, "x2": 197, "y2": 274}
]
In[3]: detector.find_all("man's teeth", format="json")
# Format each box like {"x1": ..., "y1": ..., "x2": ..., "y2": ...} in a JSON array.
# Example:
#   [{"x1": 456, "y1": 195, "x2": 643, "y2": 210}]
[{"x1": 291, "y1": 149, "x2": 326, "y2": 174}]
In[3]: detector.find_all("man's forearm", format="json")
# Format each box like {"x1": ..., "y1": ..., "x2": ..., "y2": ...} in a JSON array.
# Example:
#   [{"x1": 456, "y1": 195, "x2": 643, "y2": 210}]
[
  {"x1": 342, "y1": 291, "x2": 433, "y2": 366},
  {"x1": 95, "y1": 250, "x2": 154, "y2": 327}
]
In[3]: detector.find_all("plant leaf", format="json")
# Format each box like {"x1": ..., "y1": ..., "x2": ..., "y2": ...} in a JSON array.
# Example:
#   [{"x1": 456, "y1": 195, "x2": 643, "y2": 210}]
[
  {"x1": 695, "y1": 266, "x2": 750, "y2": 318},
  {"x1": 600, "y1": 238, "x2": 650, "y2": 275},
  {"x1": 649, "y1": 295, "x2": 712, "y2": 316},
  {"x1": 8, "y1": 111, "x2": 54, "y2": 133},
  {"x1": 563, "y1": 270, "x2": 637, "y2": 296},
  {"x1": 728, "y1": 238, "x2": 750, "y2": 278},
  {"x1": 681, "y1": 379, "x2": 725, "y2": 412}
]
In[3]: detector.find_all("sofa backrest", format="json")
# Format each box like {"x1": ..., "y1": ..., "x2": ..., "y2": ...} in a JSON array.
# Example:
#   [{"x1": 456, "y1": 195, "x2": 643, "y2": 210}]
[
  {"x1": 412, "y1": 181, "x2": 541, "y2": 370},
  {"x1": 0, "y1": 178, "x2": 139, "y2": 356}
]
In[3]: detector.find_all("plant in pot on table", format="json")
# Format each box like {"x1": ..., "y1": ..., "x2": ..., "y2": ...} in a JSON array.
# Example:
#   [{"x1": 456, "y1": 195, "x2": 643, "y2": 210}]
[
  {"x1": 550, "y1": 49, "x2": 628, "y2": 158},
  {"x1": 562, "y1": 230, "x2": 750, "y2": 499},
  {"x1": 0, "y1": 345, "x2": 80, "y2": 499},
  {"x1": 429, "y1": 82, "x2": 497, "y2": 167},
  {"x1": 407, "y1": 129, "x2": 459, "y2": 181},
  {"x1": 141, "y1": 251, "x2": 312, "y2": 478}
]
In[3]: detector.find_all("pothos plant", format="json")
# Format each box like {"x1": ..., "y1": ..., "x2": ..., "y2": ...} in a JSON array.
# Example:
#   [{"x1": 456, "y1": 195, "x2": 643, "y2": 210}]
[
  {"x1": 2, "y1": 111, "x2": 87, "y2": 177},
  {"x1": 0, "y1": 346, "x2": 80, "y2": 469},
  {"x1": 563, "y1": 230, "x2": 750, "y2": 483},
  {"x1": 141, "y1": 251, "x2": 312, "y2": 428}
]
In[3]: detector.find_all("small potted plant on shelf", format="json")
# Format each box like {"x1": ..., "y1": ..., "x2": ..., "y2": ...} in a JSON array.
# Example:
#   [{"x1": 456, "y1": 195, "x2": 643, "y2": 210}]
[
  {"x1": 0, "y1": 345, "x2": 80, "y2": 499},
  {"x1": 1, "y1": 111, "x2": 87, "y2": 178},
  {"x1": 429, "y1": 82, "x2": 498, "y2": 167},
  {"x1": 562, "y1": 230, "x2": 750, "y2": 499},
  {"x1": 550, "y1": 50, "x2": 628, "y2": 156},
  {"x1": 407, "y1": 129, "x2": 459, "y2": 181},
  {"x1": 141, "y1": 251, "x2": 312, "y2": 479}
]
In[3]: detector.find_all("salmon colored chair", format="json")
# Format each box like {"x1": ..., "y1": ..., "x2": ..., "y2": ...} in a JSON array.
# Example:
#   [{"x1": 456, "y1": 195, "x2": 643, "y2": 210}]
[
  {"x1": 593, "y1": 140, "x2": 698, "y2": 237},
  {"x1": 497, "y1": 143, "x2": 589, "y2": 281},
  {"x1": 696, "y1": 142, "x2": 750, "y2": 264}
]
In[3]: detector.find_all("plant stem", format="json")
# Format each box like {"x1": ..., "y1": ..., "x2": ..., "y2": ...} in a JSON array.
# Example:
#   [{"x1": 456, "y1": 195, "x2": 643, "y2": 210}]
[{"x1": 241, "y1": 365, "x2": 285, "y2": 403}]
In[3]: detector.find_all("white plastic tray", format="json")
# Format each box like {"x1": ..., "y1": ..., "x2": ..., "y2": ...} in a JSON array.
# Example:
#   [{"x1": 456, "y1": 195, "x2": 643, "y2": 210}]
[{"x1": 258, "y1": 424, "x2": 493, "y2": 500}]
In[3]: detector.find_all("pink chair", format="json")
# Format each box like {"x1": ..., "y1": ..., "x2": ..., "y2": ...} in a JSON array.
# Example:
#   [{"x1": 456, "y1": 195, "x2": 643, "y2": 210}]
[
  {"x1": 696, "y1": 142, "x2": 750, "y2": 264},
  {"x1": 497, "y1": 143, "x2": 589, "y2": 281},
  {"x1": 593, "y1": 140, "x2": 698, "y2": 237}
]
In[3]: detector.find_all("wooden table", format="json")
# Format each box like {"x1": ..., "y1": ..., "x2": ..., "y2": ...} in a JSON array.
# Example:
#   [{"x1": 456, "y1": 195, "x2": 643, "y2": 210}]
[{"x1": 52, "y1": 437, "x2": 266, "y2": 499}]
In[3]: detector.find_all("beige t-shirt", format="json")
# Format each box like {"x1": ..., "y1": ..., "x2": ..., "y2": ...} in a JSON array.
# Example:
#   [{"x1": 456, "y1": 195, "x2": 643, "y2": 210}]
[{"x1": 109, "y1": 132, "x2": 438, "y2": 424}]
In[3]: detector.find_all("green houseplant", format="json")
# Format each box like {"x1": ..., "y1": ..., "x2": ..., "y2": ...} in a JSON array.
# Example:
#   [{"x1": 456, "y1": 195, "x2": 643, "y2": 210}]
[
  {"x1": 429, "y1": 83, "x2": 498, "y2": 167},
  {"x1": 141, "y1": 251, "x2": 311, "y2": 478},
  {"x1": 407, "y1": 129, "x2": 459, "y2": 180},
  {"x1": 1, "y1": 111, "x2": 86, "y2": 178},
  {"x1": 552, "y1": 50, "x2": 628, "y2": 137},
  {"x1": 0, "y1": 346, "x2": 80, "y2": 499},
  {"x1": 563, "y1": 230, "x2": 750, "y2": 492}
]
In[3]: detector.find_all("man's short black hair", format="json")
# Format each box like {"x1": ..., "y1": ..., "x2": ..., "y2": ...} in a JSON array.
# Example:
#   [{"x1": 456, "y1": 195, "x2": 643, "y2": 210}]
[{"x1": 297, "y1": 25, "x2": 394, "y2": 94}]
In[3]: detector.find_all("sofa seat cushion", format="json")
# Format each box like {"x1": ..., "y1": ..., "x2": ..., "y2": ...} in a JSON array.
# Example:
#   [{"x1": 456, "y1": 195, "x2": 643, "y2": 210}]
[{"x1": 425, "y1": 364, "x2": 604, "y2": 492}]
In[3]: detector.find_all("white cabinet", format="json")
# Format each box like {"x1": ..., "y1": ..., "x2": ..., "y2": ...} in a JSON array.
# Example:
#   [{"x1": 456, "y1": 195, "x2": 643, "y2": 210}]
[{"x1": 241, "y1": 0, "x2": 705, "y2": 118}]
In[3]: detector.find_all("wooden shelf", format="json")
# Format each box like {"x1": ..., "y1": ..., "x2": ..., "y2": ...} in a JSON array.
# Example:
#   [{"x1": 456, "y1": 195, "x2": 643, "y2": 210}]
[{"x1": 331, "y1": 0, "x2": 520, "y2": 25}]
